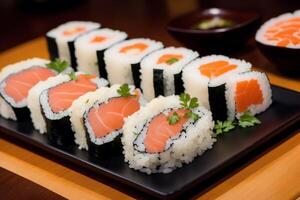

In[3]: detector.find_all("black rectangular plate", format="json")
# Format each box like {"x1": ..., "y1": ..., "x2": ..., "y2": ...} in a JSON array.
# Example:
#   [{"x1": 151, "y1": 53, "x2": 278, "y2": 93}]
[{"x1": 0, "y1": 85, "x2": 300, "y2": 199}]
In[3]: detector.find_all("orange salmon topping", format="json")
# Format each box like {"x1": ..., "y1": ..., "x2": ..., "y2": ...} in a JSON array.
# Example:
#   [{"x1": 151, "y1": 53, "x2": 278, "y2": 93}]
[
  {"x1": 120, "y1": 43, "x2": 149, "y2": 53},
  {"x1": 4, "y1": 67, "x2": 55, "y2": 103},
  {"x1": 199, "y1": 60, "x2": 237, "y2": 78},
  {"x1": 144, "y1": 109, "x2": 188, "y2": 153},
  {"x1": 157, "y1": 54, "x2": 183, "y2": 65},
  {"x1": 48, "y1": 74, "x2": 98, "y2": 113},
  {"x1": 235, "y1": 79, "x2": 263, "y2": 113},
  {"x1": 90, "y1": 36, "x2": 107, "y2": 43},
  {"x1": 87, "y1": 96, "x2": 140, "y2": 137},
  {"x1": 63, "y1": 26, "x2": 86, "y2": 36},
  {"x1": 264, "y1": 17, "x2": 300, "y2": 47}
]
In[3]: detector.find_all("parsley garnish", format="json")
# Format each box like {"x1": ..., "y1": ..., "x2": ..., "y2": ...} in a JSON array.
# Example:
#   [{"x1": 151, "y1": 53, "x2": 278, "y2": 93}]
[
  {"x1": 179, "y1": 93, "x2": 199, "y2": 110},
  {"x1": 238, "y1": 110, "x2": 261, "y2": 128},
  {"x1": 68, "y1": 71, "x2": 77, "y2": 81},
  {"x1": 117, "y1": 84, "x2": 132, "y2": 97},
  {"x1": 214, "y1": 110, "x2": 261, "y2": 135},
  {"x1": 166, "y1": 58, "x2": 179, "y2": 65},
  {"x1": 185, "y1": 111, "x2": 199, "y2": 121},
  {"x1": 214, "y1": 120, "x2": 236, "y2": 135},
  {"x1": 167, "y1": 93, "x2": 200, "y2": 125},
  {"x1": 180, "y1": 93, "x2": 200, "y2": 121},
  {"x1": 167, "y1": 112, "x2": 181, "y2": 125},
  {"x1": 46, "y1": 58, "x2": 69, "y2": 73}
]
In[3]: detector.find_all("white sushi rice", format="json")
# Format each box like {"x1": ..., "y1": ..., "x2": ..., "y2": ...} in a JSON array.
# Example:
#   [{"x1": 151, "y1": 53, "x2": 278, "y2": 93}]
[
  {"x1": 225, "y1": 71, "x2": 272, "y2": 120},
  {"x1": 75, "y1": 28, "x2": 128, "y2": 76},
  {"x1": 182, "y1": 55, "x2": 251, "y2": 109},
  {"x1": 256, "y1": 10, "x2": 300, "y2": 48},
  {"x1": 28, "y1": 72, "x2": 108, "y2": 133},
  {"x1": 0, "y1": 58, "x2": 50, "y2": 120},
  {"x1": 70, "y1": 87, "x2": 109, "y2": 149},
  {"x1": 70, "y1": 84, "x2": 146, "y2": 150},
  {"x1": 122, "y1": 95, "x2": 216, "y2": 174},
  {"x1": 140, "y1": 47, "x2": 198, "y2": 101},
  {"x1": 104, "y1": 38, "x2": 163, "y2": 85},
  {"x1": 47, "y1": 21, "x2": 100, "y2": 63}
]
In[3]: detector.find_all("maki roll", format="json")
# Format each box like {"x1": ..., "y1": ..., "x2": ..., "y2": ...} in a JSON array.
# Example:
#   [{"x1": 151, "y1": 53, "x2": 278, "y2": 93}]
[
  {"x1": 182, "y1": 55, "x2": 251, "y2": 120},
  {"x1": 75, "y1": 28, "x2": 128, "y2": 78},
  {"x1": 28, "y1": 72, "x2": 108, "y2": 146},
  {"x1": 46, "y1": 21, "x2": 100, "y2": 69},
  {"x1": 225, "y1": 71, "x2": 272, "y2": 120},
  {"x1": 104, "y1": 38, "x2": 163, "y2": 87},
  {"x1": 256, "y1": 10, "x2": 300, "y2": 48},
  {"x1": 140, "y1": 47, "x2": 198, "y2": 101},
  {"x1": 0, "y1": 58, "x2": 65, "y2": 121},
  {"x1": 122, "y1": 94, "x2": 216, "y2": 174},
  {"x1": 70, "y1": 84, "x2": 145, "y2": 157}
]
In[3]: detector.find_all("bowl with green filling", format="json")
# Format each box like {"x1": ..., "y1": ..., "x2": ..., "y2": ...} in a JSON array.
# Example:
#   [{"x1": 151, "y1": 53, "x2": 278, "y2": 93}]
[{"x1": 167, "y1": 8, "x2": 261, "y2": 54}]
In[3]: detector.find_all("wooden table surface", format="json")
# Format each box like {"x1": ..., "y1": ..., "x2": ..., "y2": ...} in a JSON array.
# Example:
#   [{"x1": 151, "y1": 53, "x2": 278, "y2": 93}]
[{"x1": 0, "y1": 0, "x2": 300, "y2": 199}]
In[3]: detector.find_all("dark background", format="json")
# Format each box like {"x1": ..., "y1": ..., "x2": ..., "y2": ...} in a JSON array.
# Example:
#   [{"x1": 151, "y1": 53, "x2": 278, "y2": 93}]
[{"x1": 1, "y1": 0, "x2": 300, "y2": 52}]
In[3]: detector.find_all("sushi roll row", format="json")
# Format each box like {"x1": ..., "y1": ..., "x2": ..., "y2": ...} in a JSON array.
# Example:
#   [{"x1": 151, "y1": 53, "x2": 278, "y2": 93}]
[
  {"x1": 29, "y1": 72, "x2": 108, "y2": 146},
  {"x1": 0, "y1": 58, "x2": 72, "y2": 121},
  {"x1": 0, "y1": 56, "x2": 216, "y2": 174},
  {"x1": 46, "y1": 22, "x2": 272, "y2": 123},
  {"x1": 46, "y1": 21, "x2": 200, "y2": 100},
  {"x1": 182, "y1": 55, "x2": 272, "y2": 121}
]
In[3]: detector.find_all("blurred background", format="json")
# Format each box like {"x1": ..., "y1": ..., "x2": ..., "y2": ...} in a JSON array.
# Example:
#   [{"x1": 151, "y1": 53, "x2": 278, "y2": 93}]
[{"x1": 1, "y1": 0, "x2": 300, "y2": 51}]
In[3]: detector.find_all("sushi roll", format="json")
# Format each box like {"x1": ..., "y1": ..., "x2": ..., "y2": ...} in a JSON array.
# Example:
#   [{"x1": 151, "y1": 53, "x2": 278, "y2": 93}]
[
  {"x1": 225, "y1": 71, "x2": 272, "y2": 120},
  {"x1": 122, "y1": 95, "x2": 216, "y2": 174},
  {"x1": 28, "y1": 72, "x2": 108, "y2": 146},
  {"x1": 140, "y1": 47, "x2": 198, "y2": 101},
  {"x1": 0, "y1": 58, "x2": 69, "y2": 121},
  {"x1": 104, "y1": 38, "x2": 163, "y2": 87},
  {"x1": 182, "y1": 55, "x2": 251, "y2": 120},
  {"x1": 70, "y1": 84, "x2": 145, "y2": 156},
  {"x1": 256, "y1": 10, "x2": 300, "y2": 48},
  {"x1": 75, "y1": 28, "x2": 128, "y2": 78},
  {"x1": 46, "y1": 21, "x2": 100, "y2": 69}
]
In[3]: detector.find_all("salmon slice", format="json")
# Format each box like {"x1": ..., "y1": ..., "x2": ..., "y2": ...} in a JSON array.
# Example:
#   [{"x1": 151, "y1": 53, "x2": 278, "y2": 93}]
[
  {"x1": 265, "y1": 17, "x2": 300, "y2": 47},
  {"x1": 87, "y1": 96, "x2": 140, "y2": 138},
  {"x1": 277, "y1": 39, "x2": 290, "y2": 47},
  {"x1": 157, "y1": 54, "x2": 183, "y2": 65},
  {"x1": 63, "y1": 26, "x2": 86, "y2": 36},
  {"x1": 120, "y1": 43, "x2": 149, "y2": 53},
  {"x1": 144, "y1": 109, "x2": 188, "y2": 153},
  {"x1": 90, "y1": 36, "x2": 107, "y2": 43},
  {"x1": 199, "y1": 60, "x2": 237, "y2": 78},
  {"x1": 3, "y1": 67, "x2": 55, "y2": 103},
  {"x1": 235, "y1": 79, "x2": 263, "y2": 113},
  {"x1": 48, "y1": 74, "x2": 98, "y2": 113}
]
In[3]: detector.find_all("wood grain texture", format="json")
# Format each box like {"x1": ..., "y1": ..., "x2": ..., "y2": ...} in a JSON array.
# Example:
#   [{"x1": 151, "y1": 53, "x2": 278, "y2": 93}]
[
  {"x1": 0, "y1": 167, "x2": 66, "y2": 200},
  {"x1": 0, "y1": 37, "x2": 299, "y2": 200}
]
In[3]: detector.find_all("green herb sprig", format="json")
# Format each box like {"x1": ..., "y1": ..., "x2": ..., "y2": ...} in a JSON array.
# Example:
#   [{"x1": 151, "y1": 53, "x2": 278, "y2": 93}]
[
  {"x1": 117, "y1": 84, "x2": 134, "y2": 97},
  {"x1": 68, "y1": 71, "x2": 77, "y2": 81},
  {"x1": 167, "y1": 111, "x2": 181, "y2": 125},
  {"x1": 214, "y1": 110, "x2": 261, "y2": 135},
  {"x1": 167, "y1": 93, "x2": 200, "y2": 125},
  {"x1": 238, "y1": 110, "x2": 261, "y2": 128},
  {"x1": 214, "y1": 120, "x2": 236, "y2": 135},
  {"x1": 180, "y1": 93, "x2": 199, "y2": 110},
  {"x1": 46, "y1": 58, "x2": 69, "y2": 73}
]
